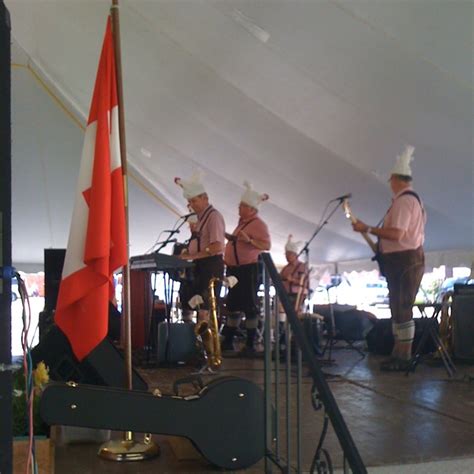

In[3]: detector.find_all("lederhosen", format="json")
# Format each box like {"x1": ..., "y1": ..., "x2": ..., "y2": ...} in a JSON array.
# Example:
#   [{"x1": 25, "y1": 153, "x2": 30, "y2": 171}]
[
  {"x1": 226, "y1": 218, "x2": 260, "y2": 319},
  {"x1": 189, "y1": 206, "x2": 224, "y2": 309},
  {"x1": 377, "y1": 191, "x2": 425, "y2": 323}
]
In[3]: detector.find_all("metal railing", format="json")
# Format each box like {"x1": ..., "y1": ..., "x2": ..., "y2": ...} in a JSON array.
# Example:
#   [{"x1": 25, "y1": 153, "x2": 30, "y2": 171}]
[{"x1": 261, "y1": 253, "x2": 366, "y2": 474}]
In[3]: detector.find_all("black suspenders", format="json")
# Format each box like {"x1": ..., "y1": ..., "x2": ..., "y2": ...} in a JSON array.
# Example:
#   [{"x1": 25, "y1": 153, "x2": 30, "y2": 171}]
[
  {"x1": 191, "y1": 206, "x2": 215, "y2": 252},
  {"x1": 375, "y1": 189, "x2": 424, "y2": 252},
  {"x1": 232, "y1": 218, "x2": 256, "y2": 266},
  {"x1": 289, "y1": 262, "x2": 305, "y2": 294},
  {"x1": 377, "y1": 190, "x2": 423, "y2": 230}
]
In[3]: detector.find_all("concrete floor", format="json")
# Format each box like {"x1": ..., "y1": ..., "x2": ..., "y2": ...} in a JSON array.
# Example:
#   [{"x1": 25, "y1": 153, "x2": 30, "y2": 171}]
[{"x1": 53, "y1": 345, "x2": 474, "y2": 473}]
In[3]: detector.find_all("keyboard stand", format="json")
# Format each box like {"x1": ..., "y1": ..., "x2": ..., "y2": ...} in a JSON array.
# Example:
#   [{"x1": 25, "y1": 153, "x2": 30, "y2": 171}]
[{"x1": 406, "y1": 303, "x2": 456, "y2": 377}]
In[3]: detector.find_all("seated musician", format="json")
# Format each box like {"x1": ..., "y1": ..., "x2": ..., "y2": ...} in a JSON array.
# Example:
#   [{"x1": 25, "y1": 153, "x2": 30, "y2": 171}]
[
  {"x1": 174, "y1": 171, "x2": 226, "y2": 323},
  {"x1": 278, "y1": 235, "x2": 312, "y2": 355},
  {"x1": 280, "y1": 235, "x2": 309, "y2": 314}
]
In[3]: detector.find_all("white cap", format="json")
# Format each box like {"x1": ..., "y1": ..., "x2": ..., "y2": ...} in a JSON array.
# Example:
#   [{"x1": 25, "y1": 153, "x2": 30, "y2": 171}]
[
  {"x1": 285, "y1": 234, "x2": 302, "y2": 254},
  {"x1": 174, "y1": 170, "x2": 206, "y2": 200},
  {"x1": 240, "y1": 181, "x2": 269, "y2": 209},
  {"x1": 391, "y1": 145, "x2": 415, "y2": 177}
]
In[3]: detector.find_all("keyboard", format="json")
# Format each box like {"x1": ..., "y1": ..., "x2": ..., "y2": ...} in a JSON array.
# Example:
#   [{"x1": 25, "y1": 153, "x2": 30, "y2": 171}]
[{"x1": 129, "y1": 253, "x2": 194, "y2": 271}]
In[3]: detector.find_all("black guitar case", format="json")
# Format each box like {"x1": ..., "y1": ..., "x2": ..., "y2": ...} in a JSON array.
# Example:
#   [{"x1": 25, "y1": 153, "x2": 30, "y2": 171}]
[{"x1": 40, "y1": 376, "x2": 265, "y2": 470}]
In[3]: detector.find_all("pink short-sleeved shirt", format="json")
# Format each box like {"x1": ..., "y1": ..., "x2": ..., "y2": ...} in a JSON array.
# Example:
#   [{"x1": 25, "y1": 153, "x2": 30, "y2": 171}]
[
  {"x1": 280, "y1": 260, "x2": 308, "y2": 295},
  {"x1": 379, "y1": 187, "x2": 426, "y2": 254},
  {"x1": 224, "y1": 215, "x2": 271, "y2": 266},
  {"x1": 187, "y1": 205, "x2": 225, "y2": 255}
]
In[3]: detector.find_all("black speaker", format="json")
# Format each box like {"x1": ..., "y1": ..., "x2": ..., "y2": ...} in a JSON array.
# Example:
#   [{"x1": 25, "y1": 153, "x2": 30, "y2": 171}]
[
  {"x1": 452, "y1": 289, "x2": 474, "y2": 360},
  {"x1": 31, "y1": 325, "x2": 148, "y2": 391},
  {"x1": 366, "y1": 318, "x2": 439, "y2": 356},
  {"x1": 44, "y1": 248, "x2": 66, "y2": 312}
]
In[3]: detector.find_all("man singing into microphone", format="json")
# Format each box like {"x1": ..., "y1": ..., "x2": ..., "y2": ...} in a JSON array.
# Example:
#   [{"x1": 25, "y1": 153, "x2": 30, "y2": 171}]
[{"x1": 175, "y1": 172, "x2": 226, "y2": 323}]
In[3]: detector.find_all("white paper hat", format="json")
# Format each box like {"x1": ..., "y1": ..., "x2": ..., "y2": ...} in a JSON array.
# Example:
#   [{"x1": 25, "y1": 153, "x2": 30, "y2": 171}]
[
  {"x1": 240, "y1": 181, "x2": 269, "y2": 209},
  {"x1": 174, "y1": 170, "x2": 206, "y2": 199},
  {"x1": 391, "y1": 145, "x2": 415, "y2": 177},
  {"x1": 285, "y1": 234, "x2": 302, "y2": 254}
]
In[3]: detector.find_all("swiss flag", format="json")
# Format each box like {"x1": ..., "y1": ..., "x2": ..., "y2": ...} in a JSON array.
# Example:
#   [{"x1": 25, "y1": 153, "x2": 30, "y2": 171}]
[{"x1": 55, "y1": 17, "x2": 127, "y2": 361}]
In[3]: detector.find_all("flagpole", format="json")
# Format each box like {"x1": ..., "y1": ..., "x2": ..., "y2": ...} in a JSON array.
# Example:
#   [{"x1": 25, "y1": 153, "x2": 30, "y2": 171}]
[
  {"x1": 99, "y1": 0, "x2": 159, "y2": 461},
  {"x1": 110, "y1": 0, "x2": 132, "y2": 395}
]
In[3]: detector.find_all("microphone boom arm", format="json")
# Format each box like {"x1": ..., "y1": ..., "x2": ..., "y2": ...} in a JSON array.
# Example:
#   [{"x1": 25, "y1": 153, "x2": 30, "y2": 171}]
[
  {"x1": 298, "y1": 199, "x2": 345, "y2": 258},
  {"x1": 155, "y1": 217, "x2": 189, "y2": 253}
]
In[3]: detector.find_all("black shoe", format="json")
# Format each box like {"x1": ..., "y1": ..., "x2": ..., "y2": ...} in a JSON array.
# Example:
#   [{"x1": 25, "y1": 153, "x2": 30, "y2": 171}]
[{"x1": 380, "y1": 357, "x2": 411, "y2": 372}]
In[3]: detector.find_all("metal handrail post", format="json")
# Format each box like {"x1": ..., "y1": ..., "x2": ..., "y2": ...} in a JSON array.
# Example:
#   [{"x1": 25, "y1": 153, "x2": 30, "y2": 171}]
[
  {"x1": 297, "y1": 348, "x2": 302, "y2": 473},
  {"x1": 263, "y1": 264, "x2": 273, "y2": 473}
]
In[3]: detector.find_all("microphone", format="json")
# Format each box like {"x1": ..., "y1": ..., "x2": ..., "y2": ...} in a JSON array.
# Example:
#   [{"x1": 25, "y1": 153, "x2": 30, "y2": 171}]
[
  {"x1": 331, "y1": 193, "x2": 352, "y2": 202},
  {"x1": 181, "y1": 212, "x2": 197, "y2": 220}
]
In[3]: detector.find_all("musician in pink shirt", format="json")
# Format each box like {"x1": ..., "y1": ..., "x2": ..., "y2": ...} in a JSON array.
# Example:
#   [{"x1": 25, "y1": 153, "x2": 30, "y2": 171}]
[
  {"x1": 352, "y1": 146, "x2": 426, "y2": 371},
  {"x1": 221, "y1": 182, "x2": 271, "y2": 355},
  {"x1": 175, "y1": 172, "x2": 225, "y2": 323},
  {"x1": 280, "y1": 235, "x2": 309, "y2": 313}
]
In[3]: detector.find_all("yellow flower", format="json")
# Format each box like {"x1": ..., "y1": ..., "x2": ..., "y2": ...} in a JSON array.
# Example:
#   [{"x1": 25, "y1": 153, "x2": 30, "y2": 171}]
[{"x1": 33, "y1": 361, "x2": 49, "y2": 389}]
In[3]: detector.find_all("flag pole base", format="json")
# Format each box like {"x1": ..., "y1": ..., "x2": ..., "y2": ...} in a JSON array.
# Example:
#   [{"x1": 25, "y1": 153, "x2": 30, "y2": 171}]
[{"x1": 98, "y1": 432, "x2": 160, "y2": 462}]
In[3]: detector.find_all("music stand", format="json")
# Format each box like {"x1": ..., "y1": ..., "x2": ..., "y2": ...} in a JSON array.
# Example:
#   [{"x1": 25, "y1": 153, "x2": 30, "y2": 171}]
[{"x1": 406, "y1": 303, "x2": 456, "y2": 377}]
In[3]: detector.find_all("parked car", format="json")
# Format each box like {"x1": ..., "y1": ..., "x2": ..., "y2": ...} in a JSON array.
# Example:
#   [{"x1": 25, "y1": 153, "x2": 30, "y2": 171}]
[
  {"x1": 434, "y1": 276, "x2": 472, "y2": 303},
  {"x1": 365, "y1": 281, "x2": 389, "y2": 306}
]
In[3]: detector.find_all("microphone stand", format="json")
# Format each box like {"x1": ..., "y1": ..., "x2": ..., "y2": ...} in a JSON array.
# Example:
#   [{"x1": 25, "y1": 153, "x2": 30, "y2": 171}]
[
  {"x1": 151, "y1": 214, "x2": 192, "y2": 365},
  {"x1": 298, "y1": 198, "x2": 345, "y2": 366},
  {"x1": 155, "y1": 215, "x2": 190, "y2": 253}
]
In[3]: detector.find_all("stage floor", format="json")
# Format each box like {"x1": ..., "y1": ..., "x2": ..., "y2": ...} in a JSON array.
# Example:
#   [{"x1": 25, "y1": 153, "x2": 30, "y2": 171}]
[{"x1": 54, "y1": 345, "x2": 474, "y2": 473}]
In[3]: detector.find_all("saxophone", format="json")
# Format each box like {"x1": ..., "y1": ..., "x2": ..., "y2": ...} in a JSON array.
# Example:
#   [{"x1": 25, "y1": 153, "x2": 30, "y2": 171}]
[{"x1": 194, "y1": 277, "x2": 222, "y2": 371}]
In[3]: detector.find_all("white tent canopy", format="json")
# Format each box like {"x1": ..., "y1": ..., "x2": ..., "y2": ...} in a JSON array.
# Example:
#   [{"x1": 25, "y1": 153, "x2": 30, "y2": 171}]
[{"x1": 7, "y1": 0, "x2": 474, "y2": 272}]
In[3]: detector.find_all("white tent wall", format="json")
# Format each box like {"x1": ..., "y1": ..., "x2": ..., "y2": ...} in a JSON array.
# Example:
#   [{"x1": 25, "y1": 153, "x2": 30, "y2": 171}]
[{"x1": 8, "y1": 0, "x2": 474, "y2": 272}]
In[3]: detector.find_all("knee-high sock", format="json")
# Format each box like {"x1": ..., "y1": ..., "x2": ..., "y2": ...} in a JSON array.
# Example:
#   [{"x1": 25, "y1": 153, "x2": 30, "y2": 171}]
[
  {"x1": 397, "y1": 320, "x2": 415, "y2": 360},
  {"x1": 227, "y1": 311, "x2": 242, "y2": 328},
  {"x1": 397, "y1": 320, "x2": 415, "y2": 344}
]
